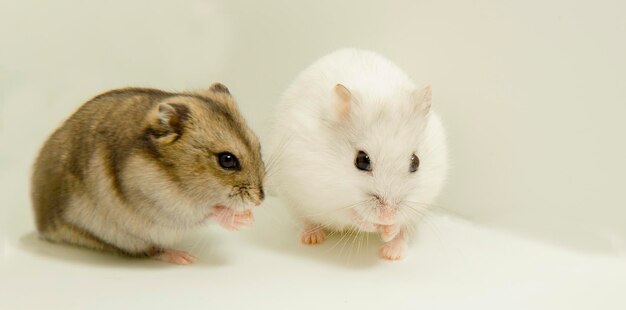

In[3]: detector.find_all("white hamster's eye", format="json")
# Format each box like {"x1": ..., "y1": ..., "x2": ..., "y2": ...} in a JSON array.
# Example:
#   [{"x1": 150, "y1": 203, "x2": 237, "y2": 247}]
[
  {"x1": 355, "y1": 151, "x2": 372, "y2": 171},
  {"x1": 217, "y1": 152, "x2": 241, "y2": 171},
  {"x1": 410, "y1": 154, "x2": 420, "y2": 173}
]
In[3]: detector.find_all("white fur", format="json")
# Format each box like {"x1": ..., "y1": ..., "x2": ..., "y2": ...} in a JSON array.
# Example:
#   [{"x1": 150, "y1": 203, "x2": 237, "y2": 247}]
[{"x1": 269, "y1": 49, "x2": 448, "y2": 233}]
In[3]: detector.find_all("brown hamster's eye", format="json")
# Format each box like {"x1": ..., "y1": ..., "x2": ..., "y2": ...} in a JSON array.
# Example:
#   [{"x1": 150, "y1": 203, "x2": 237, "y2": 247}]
[
  {"x1": 217, "y1": 152, "x2": 240, "y2": 170},
  {"x1": 355, "y1": 151, "x2": 372, "y2": 171},
  {"x1": 410, "y1": 154, "x2": 420, "y2": 173}
]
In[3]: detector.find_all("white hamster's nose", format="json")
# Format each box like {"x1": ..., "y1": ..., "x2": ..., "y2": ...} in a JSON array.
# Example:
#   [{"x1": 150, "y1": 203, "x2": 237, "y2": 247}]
[
  {"x1": 370, "y1": 194, "x2": 384, "y2": 204},
  {"x1": 370, "y1": 194, "x2": 396, "y2": 222}
]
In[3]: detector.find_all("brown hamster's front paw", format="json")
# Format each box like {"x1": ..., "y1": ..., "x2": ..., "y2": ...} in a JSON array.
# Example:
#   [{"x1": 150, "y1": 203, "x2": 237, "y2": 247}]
[
  {"x1": 377, "y1": 224, "x2": 401, "y2": 242},
  {"x1": 211, "y1": 206, "x2": 255, "y2": 231},
  {"x1": 300, "y1": 223, "x2": 326, "y2": 245},
  {"x1": 379, "y1": 230, "x2": 407, "y2": 260},
  {"x1": 232, "y1": 209, "x2": 255, "y2": 229},
  {"x1": 154, "y1": 249, "x2": 197, "y2": 265}
]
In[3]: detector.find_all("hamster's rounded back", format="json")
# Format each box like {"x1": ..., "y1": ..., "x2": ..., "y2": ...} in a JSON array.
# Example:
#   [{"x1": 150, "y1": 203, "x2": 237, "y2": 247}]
[{"x1": 269, "y1": 49, "x2": 448, "y2": 229}]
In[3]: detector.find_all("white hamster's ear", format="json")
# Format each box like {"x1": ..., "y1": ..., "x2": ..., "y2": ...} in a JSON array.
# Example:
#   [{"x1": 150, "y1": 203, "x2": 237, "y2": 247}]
[
  {"x1": 334, "y1": 83, "x2": 352, "y2": 120},
  {"x1": 149, "y1": 102, "x2": 191, "y2": 143},
  {"x1": 414, "y1": 85, "x2": 432, "y2": 115}
]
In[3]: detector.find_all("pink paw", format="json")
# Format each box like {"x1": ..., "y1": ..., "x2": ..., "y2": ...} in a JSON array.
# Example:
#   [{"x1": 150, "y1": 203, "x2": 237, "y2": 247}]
[
  {"x1": 380, "y1": 240, "x2": 408, "y2": 260},
  {"x1": 300, "y1": 227, "x2": 326, "y2": 245},
  {"x1": 377, "y1": 225, "x2": 401, "y2": 242},
  {"x1": 212, "y1": 206, "x2": 254, "y2": 230},
  {"x1": 154, "y1": 249, "x2": 196, "y2": 265}
]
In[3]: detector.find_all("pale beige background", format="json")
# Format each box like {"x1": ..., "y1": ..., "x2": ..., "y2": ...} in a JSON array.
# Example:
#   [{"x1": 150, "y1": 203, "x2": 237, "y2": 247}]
[{"x1": 1, "y1": 0, "x2": 625, "y2": 308}]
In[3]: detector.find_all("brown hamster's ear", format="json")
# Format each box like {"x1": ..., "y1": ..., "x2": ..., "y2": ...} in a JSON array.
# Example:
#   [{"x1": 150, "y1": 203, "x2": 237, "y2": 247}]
[
  {"x1": 209, "y1": 82, "x2": 231, "y2": 95},
  {"x1": 334, "y1": 83, "x2": 352, "y2": 120},
  {"x1": 150, "y1": 102, "x2": 190, "y2": 143},
  {"x1": 413, "y1": 85, "x2": 432, "y2": 115}
]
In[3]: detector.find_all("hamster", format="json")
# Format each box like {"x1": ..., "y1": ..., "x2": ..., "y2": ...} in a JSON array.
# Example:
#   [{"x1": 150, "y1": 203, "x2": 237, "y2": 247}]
[
  {"x1": 269, "y1": 49, "x2": 448, "y2": 260},
  {"x1": 31, "y1": 84, "x2": 265, "y2": 264}
]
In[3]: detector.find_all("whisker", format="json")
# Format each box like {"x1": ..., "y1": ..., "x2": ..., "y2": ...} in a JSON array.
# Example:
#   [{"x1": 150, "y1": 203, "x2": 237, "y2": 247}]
[
  {"x1": 327, "y1": 228, "x2": 351, "y2": 255},
  {"x1": 294, "y1": 199, "x2": 371, "y2": 221},
  {"x1": 403, "y1": 200, "x2": 462, "y2": 217},
  {"x1": 399, "y1": 204, "x2": 457, "y2": 261},
  {"x1": 301, "y1": 221, "x2": 336, "y2": 234},
  {"x1": 348, "y1": 225, "x2": 361, "y2": 260},
  {"x1": 338, "y1": 228, "x2": 355, "y2": 259},
  {"x1": 264, "y1": 132, "x2": 295, "y2": 176}
]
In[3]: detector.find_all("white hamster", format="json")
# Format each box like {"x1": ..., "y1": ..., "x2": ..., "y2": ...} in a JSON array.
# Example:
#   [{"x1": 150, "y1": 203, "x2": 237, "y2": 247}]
[{"x1": 269, "y1": 49, "x2": 448, "y2": 260}]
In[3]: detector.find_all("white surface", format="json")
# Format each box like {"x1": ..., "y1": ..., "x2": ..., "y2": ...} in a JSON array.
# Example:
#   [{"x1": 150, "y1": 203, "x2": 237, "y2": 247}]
[
  {"x1": 2, "y1": 0, "x2": 626, "y2": 309},
  {"x1": 2, "y1": 198, "x2": 626, "y2": 309}
]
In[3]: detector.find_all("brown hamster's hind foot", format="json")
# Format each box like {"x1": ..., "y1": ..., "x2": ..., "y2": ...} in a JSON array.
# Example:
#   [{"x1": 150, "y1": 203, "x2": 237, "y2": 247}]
[
  {"x1": 300, "y1": 222, "x2": 327, "y2": 245},
  {"x1": 152, "y1": 249, "x2": 197, "y2": 265}
]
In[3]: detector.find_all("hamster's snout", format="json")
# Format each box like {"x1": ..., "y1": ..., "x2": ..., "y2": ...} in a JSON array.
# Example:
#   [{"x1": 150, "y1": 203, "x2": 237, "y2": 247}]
[
  {"x1": 378, "y1": 205, "x2": 396, "y2": 224},
  {"x1": 231, "y1": 184, "x2": 265, "y2": 207},
  {"x1": 370, "y1": 193, "x2": 396, "y2": 223},
  {"x1": 258, "y1": 187, "x2": 265, "y2": 202},
  {"x1": 250, "y1": 186, "x2": 265, "y2": 207}
]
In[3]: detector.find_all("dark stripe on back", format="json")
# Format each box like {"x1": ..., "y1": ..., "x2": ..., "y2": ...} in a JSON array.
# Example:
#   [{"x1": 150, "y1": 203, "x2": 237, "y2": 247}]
[{"x1": 191, "y1": 95, "x2": 255, "y2": 153}]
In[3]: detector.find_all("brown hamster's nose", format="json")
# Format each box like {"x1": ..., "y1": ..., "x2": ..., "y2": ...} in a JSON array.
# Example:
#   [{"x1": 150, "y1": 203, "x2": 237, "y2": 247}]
[
  {"x1": 253, "y1": 187, "x2": 265, "y2": 207},
  {"x1": 259, "y1": 187, "x2": 265, "y2": 201}
]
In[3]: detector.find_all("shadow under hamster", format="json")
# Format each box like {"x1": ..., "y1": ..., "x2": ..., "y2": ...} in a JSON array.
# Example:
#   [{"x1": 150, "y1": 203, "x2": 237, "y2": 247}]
[
  {"x1": 18, "y1": 231, "x2": 229, "y2": 269},
  {"x1": 240, "y1": 199, "x2": 385, "y2": 269}
]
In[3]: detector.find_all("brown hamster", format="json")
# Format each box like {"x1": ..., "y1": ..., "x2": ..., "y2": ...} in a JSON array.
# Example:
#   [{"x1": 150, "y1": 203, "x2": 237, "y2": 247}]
[{"x1": 30, "y1": 84, "x2": 265, "y2": 264}]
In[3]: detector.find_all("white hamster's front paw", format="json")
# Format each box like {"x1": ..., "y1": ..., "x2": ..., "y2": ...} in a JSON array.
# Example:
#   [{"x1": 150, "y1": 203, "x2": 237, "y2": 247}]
[
  {"x1": 211, "y1": 206, "x2": 255, "y2": 230},
  {"x1": 154, "y1": 249, "x2": 197, "y2": 265},
  {"x1": 377, "y1": 224, "x2": 401, "y2": 243},
  {"x1": 379, "y1": 230, "x2": 407, "y2": 260},
  {"x1": 300, "y1": 223, "x2": 326, "y2": 245}
]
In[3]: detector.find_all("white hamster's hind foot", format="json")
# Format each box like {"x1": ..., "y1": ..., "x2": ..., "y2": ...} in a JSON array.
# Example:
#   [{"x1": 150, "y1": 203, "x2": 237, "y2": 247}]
[
  {"x1": 380, "y1": 230, "x2": 407, "y2": 260},
  {"x1": 300, "y1": 222, "x2": 327, "y2": 245},
  {"x1": 154, "y1": 249, "x2": 197, "y2": 265}
]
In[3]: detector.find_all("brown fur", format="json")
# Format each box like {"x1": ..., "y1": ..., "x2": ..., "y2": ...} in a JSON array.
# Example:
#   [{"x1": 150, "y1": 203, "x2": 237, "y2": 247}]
[{"x1": 31, "y1": 85, "x2": 265, "y2": 257}]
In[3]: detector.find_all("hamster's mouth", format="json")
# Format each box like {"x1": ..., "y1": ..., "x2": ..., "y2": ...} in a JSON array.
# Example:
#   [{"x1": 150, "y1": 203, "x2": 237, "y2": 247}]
[
  {"x1": 373, "y1": 218, "x2": 396, "y2": 225},
  {"x1": 365, "y1": 218, "x2": 396, "y2": 226},
  {"x1": 351, "y1": 209, "x2": 396, "y2": 230}
]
